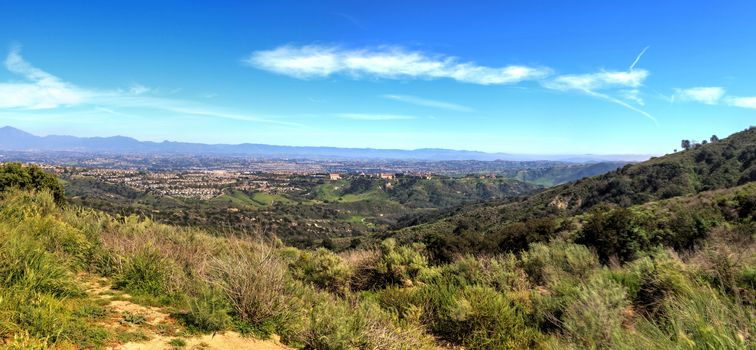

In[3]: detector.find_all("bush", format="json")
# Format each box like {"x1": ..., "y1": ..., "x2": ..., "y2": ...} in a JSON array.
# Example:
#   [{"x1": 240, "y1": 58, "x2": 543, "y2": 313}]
[
  {"x1": 112, "y1": 248, "x2": 171, "y2": 298},
  {"x1": 560, "y1": 276, "x2": 629, "y2": 349},
  {"x1": 520, "y1": 242, "x2": 599, "y2": 286},
  {"x1": 628, "y1": 252, "x2": 692, "y2": 318},
  {"x1": 375, "y1": 238, "x2": 431, "y2": 287},
  {"x1": 0, "y1": 163, "x2": 65, "y2": 205},
  {"x1": 290, "y1": 248, "x2": 352, "y2": 295},
  {"x1": 181, "y1": 287, "x2": 232, "y2": 332},
  {"x1": 302, "y1": 293, "x2": 434, "y2": 350},
  {"x1": 0, "y1": 287, "x2": 110, "y2": 347},
  {"x1": 659, "y1": 287, "x2": 753, "y2": 349},
  {"x1": 577, "y1": 207, "x2": 649, "y2": 263},
  {"x1": 422, "y1": 284, "x2": 538, "y2": 349},
  {"x1": 207, "y1": 241, "x2": 295, "y2": 330},
  {"x1": 0, "y1": 230, "x2": 78, "y2": 297}
]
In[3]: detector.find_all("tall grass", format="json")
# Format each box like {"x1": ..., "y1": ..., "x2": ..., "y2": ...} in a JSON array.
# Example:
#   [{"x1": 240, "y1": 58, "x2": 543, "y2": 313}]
[{"x1": 1, "y1": 187, "x2": 753, "y2": 349}]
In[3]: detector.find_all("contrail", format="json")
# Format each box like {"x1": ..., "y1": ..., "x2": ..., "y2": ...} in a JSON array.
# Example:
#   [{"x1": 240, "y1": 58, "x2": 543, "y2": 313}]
[
  {"x1": 629, "y1": 46, "x2": 649, "y2": 70},
  {"x1": 582, "y1": 88, "x2": 658, "y2": 125}
]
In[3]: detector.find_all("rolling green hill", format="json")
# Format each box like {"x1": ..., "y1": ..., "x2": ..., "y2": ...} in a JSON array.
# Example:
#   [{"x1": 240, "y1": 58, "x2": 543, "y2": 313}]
[
  {"x1": 62, "y1": 173, "x2": 542, "y2": 249},
  {"x1": 391, "y1": 127, "x2": 756, "y2": 258}
]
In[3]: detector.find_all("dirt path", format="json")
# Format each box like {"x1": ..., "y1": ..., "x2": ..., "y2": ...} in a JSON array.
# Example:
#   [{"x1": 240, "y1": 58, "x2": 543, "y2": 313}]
[{"x1": 79, "y1": 275, "x2": 292, "y2": 350}]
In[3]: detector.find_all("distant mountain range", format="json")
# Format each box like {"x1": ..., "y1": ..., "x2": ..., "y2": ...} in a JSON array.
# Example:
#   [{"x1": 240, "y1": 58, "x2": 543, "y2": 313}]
[{"x1": 0, "y1": 126, "x2": 651, "y2": 162}]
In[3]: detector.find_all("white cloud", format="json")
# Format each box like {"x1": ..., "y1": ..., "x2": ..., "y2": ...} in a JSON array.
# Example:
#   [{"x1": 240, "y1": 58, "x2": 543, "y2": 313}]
[
  {"x1": 543, "y1": 69, "x2": 649, "y2": 91},
  {"x1": 382, "y1": 94, "x2": 474, "y2": 112},
  {"x1": 673, "y1": 87, "x2": 725, "y2": 105},
  {"x1": 0, "y1": 48, "x2": 304, "y2": 127},
  {"x1": 246, "y1": 45, "x2": 550, "y2": 85},
  {"x1": 542, "y1": 68, "x2": 655, "y2": 123},
  {"x1": 671, "y1": 86, "x2": 756, "y2": 111},
  {"x1": 0, "y1": 47, "x2": 91, "y2": 109},
  {"x1": 621, "y1": 89, "x2": 644, "y2": 106},
  {"x1": 339, "y1": 113, "x2": 416, "y2": 121},
  {"x1": 725, "y1": 96, "x2": 756, "y2": 109}
]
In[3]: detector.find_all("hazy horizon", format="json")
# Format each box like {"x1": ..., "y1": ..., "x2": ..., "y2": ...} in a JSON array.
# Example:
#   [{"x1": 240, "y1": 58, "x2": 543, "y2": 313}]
[{"x1": 0, "y1": 125, "x2": 658, "y2": 159}]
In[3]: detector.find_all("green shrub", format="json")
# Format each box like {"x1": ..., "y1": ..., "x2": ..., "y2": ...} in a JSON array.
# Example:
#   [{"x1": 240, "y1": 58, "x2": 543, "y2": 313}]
[
  {"x1": 663, "y1": 286, "x2": 753, "y2": 349},
  {"x1": 181, "y1": 287, "x2": 232, "y2": 332},
  {"x1": 0, "y1": 289, "x2": 109, "y2": 347},
  {"x1": 520, "y1": 242, "x2": 599, "y2": 286},
  {"x1": 168, "y1": 337, "x2": 187, "y2": 347},
  {"x1": 375, "y1": 238, "x2": 431, "y2": 287},
  {"x1": 431, "y1": 285, "x2": 537, "y2": 349},
  {"x1": 0, "y1": 163, "x2": 65, "y2": 205},
  {"x1": 577, "y1": 207, "x2": 649, "y2": 263},
  {"x1": 560, "y1": 276, "x2": 629, "y2": 349},
  {"x1": 122, "y1": 311, "x2": 147, "y2": 325},
  {"x1": 373, "y1": 285, "x2": 420, "y2": 321},
  {"x1": 113, "y1": 247, "x2": 171, "y2": 298},
  {"x1": 627, "y1": 252, "x2": 692, "y2": 318},
  {"x1": 0, "y1": 230, "x2": 78, "y2": 297},
  {"x1": 290, "y1": 248, "x2": 352, "y2": 295},
  {"x1": 302, "y1": 293, "x2": 434, "y2": 350}
]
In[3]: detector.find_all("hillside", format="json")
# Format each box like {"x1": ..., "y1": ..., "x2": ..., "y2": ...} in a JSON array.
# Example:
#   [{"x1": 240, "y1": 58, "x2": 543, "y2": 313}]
[
  {"x1": 392, "y1": 127, "x2": 756, "y2": 254},
  {"x1": 62, "y1": 174, "x2": 541, "y2": 249},
  {"x1": 1, "y1": 163, "x2": 753, "y2": 349}
]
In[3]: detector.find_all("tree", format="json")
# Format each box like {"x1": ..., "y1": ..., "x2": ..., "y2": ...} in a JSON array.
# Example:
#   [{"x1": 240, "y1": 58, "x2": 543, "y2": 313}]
[
  {"x1": 710, "y1": 135, "x2": 719, "y2": 143},
  {"x1": 0, "y1": 163, "x2": 65, "y2": 204},
  {"x1": 576, "y1": 207, "x2": 646, "y2": 263},
  {"x1": 702, "y1": 140, "x2": 708, "y2": 145},
  {"x1": 321, "y1": 237, "x2": 335, "y2": 250},
  {"x1": 681, "y1": 139, "x2": 691, "y2": 151}
]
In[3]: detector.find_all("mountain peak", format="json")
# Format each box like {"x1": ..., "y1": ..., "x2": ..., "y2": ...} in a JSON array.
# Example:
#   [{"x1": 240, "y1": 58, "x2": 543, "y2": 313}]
[{"x1": 0, "y1": 126, "x2": 31, "y2": 134}]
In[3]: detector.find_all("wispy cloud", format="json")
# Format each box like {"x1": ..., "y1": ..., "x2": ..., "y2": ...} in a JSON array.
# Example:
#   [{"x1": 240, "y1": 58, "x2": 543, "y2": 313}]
[
  {"x1": 621, "y1": 89, "x2": 644, "y2": 106},
  {"x1": 543, "y1": 69, "x2": 649, "y2": 91},
  {"x1": 541, "y1": 47, "x2": 656, "y2": 124},
  {"x1": 671, "y1": 86, "x2": 756, "y2": 110},
  {"x1": 542, "y1": 70, "x2": 655, "y2": 123},
  {"x1": 672, "y1": 87, "x2": 725, "y2": 105},
  {"x1": 246, "y1": 45, "x2": 551, "y2": 85},
  {"x1": 339, "y1": 113, "x2": 416, "y2": 121},
  {"x1": 249, "y1": 44, "x2": 662, "y2": 124},
  {"x1": 725, "y1": 96, "x2": 756, "y2": 109},
  {"x1": 0, "y1": 46, "x2": 91, "y2": 109},
  {"x1": 0, "y1": 48, "x2": 306, "y2": 129},
  {"x1": 382, "y1": 94, "x2": 474, "y2": 112}
]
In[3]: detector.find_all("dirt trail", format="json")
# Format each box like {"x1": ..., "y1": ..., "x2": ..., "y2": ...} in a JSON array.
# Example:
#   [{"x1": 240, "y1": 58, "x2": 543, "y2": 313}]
[{"x1": 79, "y1": 275, "x2": 292, "y2": 350}]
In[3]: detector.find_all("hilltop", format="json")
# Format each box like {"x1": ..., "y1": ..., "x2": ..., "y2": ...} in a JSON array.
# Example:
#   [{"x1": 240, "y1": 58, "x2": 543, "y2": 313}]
[{"x1": 391, "y1": 127, "x2": 756, "y2": 258}]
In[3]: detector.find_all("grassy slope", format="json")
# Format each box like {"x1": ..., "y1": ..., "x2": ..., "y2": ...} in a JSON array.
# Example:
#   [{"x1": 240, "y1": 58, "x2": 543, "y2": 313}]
[
  {"x1": 394, "y1": 127, "x2": 756, "y2": 240},
  {"x1": 2, "y1": 158, "x2": 754, "y2": 349},
  {"x1": 5, "y1": 184, "x2": 752, "y2": 349}
]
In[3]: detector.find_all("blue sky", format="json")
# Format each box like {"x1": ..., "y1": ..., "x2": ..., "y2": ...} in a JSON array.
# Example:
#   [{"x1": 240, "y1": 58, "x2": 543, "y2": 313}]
[{"x1": 0, "y1": 1, "x2": 754, "y2": 155}]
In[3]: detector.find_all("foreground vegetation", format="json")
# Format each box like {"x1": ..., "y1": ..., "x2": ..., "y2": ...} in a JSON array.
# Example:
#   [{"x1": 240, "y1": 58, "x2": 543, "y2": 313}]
[{"x1": 1, "y1": 152, "x2": 754, "y2": 349}]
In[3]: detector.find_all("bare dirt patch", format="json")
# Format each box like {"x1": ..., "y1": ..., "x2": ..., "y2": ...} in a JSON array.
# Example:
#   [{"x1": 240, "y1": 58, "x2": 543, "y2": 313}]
[{"x1": 78, "y1": 274, "x2": 291, "y2": 350}]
